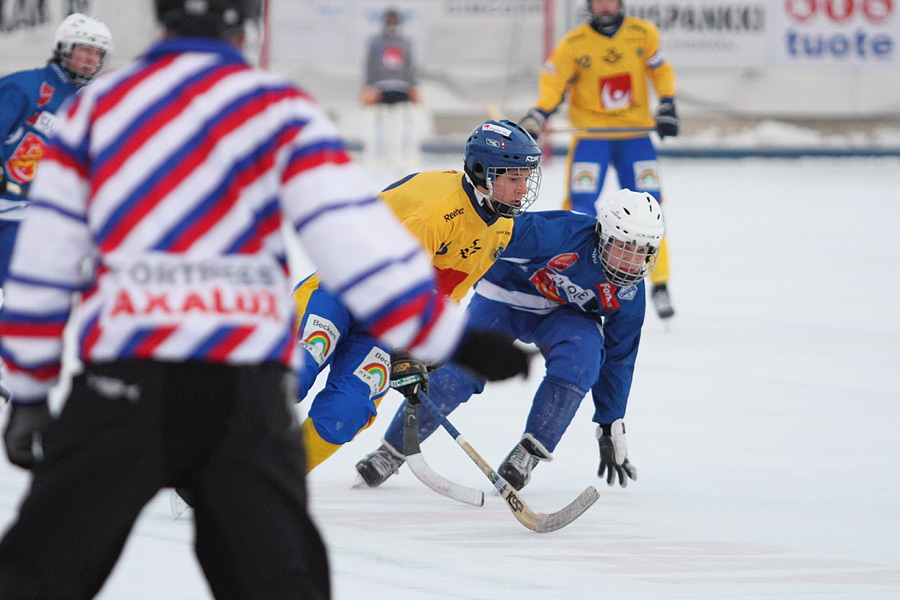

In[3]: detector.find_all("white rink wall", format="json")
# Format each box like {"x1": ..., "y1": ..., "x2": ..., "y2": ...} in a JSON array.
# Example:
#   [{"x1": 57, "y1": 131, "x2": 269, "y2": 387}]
[{"x1": 2, "y1": 0, "x2": 899, "y2": 146}]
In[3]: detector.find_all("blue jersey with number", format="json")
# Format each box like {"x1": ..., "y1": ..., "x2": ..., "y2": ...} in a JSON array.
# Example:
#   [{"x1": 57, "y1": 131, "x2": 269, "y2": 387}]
[
  {"x1": 474, "y1": 210, "x2": 646, "y2": 418},
  {"x1": 0, "y1": 62, "x2": 77, "y2": 220}
]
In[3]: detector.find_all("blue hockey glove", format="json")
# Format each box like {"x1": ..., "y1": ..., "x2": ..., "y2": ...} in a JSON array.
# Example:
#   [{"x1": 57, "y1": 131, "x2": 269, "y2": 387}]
[
  {"x1": 4, "y1": 400, "x2": 52, "y2": 470},
  {"x1": 518, "y1": 108, "x2": 547, "y2": 142},
  {"x1": 596, "y1": 420, "x2": 638, "y2": 487},
  {"x1": 655, "y1": 98, "x2": 679, "y2": 139},
  {"x1": 390, "y1": 353, "x2": 429, "y2": 400}
]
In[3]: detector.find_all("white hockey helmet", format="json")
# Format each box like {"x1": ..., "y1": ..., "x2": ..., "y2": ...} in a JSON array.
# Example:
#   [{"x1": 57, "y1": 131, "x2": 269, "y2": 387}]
[
  {"x1": 595, "y1": 189, "x2": 665, "y2": 287},
  {"x1": 53, "y1": 13, "x2": 113, "y2": 86}
]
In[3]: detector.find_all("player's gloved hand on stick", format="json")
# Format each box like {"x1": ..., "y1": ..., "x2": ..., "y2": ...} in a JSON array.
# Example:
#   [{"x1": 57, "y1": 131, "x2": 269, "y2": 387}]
[
  {"x1": 4, "y1": 400, "x2": 52, "y2": 470},
  {"x1": 655, "y1": 97, "x2": 679, "y2": 139},
  {"x1": 390, "y1": 353, "x2": 429, "y2": 399},
  {"x1": 518, "y1": 108, "x2": 547, "y2": 142},
  {"x1": 452, "y1": 329, "x2": 533, "y2": 382},
  {"x1": 596, "y1": 419, "x2": 638, "y2": 487}
]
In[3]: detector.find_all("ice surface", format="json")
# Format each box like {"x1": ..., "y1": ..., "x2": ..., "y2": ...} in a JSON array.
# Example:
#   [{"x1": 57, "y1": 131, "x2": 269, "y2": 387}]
[{"x1": 2, "y1": 155, "x2": 899, "y2": 599}]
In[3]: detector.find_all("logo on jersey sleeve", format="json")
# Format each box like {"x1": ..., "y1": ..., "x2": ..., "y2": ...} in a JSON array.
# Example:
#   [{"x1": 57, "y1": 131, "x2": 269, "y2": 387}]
[
  {"x1": 7, "y1": 132, "x2": 47, "y2": 184},
  {"x1": 599, "y1": 73, "x2": 633, "y2": 110},
  {"x1": 354, "y1": 347, "x2": 391, "y2": 398},
  {"x1": 571, "y1": 162, "x2": 600, "y2": 194},
  {"x1": 298, "y1": 315, "x2": 340, "y2": 366}
]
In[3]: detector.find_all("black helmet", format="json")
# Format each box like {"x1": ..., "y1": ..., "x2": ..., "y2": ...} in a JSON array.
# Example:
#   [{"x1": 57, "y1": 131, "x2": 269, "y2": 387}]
[{"x1": 155, "y1": 0, "x2": 262, "y2": 39}]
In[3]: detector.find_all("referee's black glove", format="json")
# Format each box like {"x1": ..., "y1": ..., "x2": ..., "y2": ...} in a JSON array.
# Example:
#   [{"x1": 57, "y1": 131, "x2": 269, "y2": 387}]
[{"x1": 4, "y1": 400, "x2": 52, "y2": 470}]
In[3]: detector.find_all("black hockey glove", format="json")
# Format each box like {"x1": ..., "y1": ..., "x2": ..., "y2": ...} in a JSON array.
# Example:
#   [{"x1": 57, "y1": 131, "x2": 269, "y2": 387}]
[
  {"x1": 518, "y1": 108, "x2": 546, "y2": 142},
  {"x1": 655, "y1": 98, "x2": 679, "y2": 139},
  {"x1": 596, "y1": 419, "x2": 638, "y2": 487},
  {"x1": 390, "y1": 353, "x2": 429, "y2": 400},
  {"x1": 452, "y1": 329, "x2": 533, "y2": 382},
  {"x1": 4, "y1": 400, "x2": 52, "y2": 470}
]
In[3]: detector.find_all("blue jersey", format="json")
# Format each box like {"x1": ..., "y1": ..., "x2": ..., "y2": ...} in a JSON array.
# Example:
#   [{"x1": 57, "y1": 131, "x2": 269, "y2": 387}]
[
  {"x1": 0, "y1": 62, "x2": 77, "y2": 220},
  {"x1": 474, "y1": 210, "x2": 646, "y2": 419}
]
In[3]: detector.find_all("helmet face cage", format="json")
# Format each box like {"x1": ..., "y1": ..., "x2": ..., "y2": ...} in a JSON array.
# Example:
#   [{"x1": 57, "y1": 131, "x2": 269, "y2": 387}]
[
  {"x1": 595, "y1": 189, "x2": 664, "y2": 287},
  {"x1": 53, "y1": 14, "x2": 112, "y2": 87},
  {"x1": 597, "y1": 232, "x2": 659, "y2": 287},
  {"x1": 484, "y1": 165, "x2": 542, "y2": 217},
  {"x1": 464, "y1": 120, "x2": 542, "y2": 218}
]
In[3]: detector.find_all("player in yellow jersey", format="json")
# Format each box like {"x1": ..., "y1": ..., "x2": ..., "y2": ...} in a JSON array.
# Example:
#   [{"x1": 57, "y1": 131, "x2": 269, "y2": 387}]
[
  {"x1": 520, "y1": 0, "x2": 679, "y2": 319},
  {"x1": 293, "y1": 120, "x2": 541, "y2": 471}
]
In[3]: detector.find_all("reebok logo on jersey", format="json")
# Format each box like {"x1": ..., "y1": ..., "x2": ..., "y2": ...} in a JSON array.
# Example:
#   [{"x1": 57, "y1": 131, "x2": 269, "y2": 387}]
[{"x1": 444, "y1": 208, "x2": 464, "y2": 222}]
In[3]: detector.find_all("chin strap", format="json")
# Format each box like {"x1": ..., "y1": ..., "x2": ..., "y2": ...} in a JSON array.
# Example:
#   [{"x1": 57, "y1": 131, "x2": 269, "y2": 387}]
[{"x1": 463, "y1": 172, "x2": 496, "y2": 215}]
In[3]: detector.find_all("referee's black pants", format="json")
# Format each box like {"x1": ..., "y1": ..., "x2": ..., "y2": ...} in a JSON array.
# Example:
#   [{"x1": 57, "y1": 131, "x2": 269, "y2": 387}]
[{"x1": 0, "y1": 360, "x2": 329, "y2": 600}]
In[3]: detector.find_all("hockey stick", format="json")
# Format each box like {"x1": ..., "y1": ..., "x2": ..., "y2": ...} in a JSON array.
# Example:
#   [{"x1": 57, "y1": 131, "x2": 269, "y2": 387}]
[
  {"x1": 545, "y1": 126, "x2": 655, "y2": 135},
  {"x1": 403, "y1": 396, "x2": 485, "y2": 506},
  {"x1": 416, "y1": 391, "x2": 600, "y2": 533}
]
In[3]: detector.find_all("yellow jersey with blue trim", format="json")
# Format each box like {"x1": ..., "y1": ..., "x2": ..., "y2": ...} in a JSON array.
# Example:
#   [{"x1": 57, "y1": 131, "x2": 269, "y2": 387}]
[
  {"x1": 535, "y1": 18, "x2": 676, "y2": 137},
  {"x1": 380, "y1": 170, "x2": 514, "y2": 302}
]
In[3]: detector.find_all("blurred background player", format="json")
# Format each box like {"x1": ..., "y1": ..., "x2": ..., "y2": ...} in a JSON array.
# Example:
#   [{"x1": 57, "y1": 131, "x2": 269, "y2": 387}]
[
  {"x1": 0, "y1": 1, "x2": 517, "y2": 598},
  {"x1": 0, "y1": 12, "x2": 112, "y2": 289},
  {"x1": 360, "y1": 7, "x2": 420, "y2": 170},
  {"x1": 295, "y1": 120, "x2": 540, "y2": 472},
  {"x1": 0, "y1": 12, "x2": 110, "y2": 403},
  {"x1": 519, "y1": 0, "x2": 679, "y2": 320},
  {"x1": 356, "y1": 189, "x2": 663, "y2": 491}
]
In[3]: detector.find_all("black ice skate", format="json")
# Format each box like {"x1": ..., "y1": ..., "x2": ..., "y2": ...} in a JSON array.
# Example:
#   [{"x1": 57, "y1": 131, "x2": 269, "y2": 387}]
[
  {"x1": 651, "y1": 284, "x2": 675, "y2": 319},
  {"x1": 355, "y1": 442, "x2": 405, "y2": 487},
  {"x1": 497, "y1": 434, "x2": 552, "y2": 491}
]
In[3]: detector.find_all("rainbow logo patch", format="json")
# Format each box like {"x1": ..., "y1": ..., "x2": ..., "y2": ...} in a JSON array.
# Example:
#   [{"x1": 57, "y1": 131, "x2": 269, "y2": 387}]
[
  {"x1": 298, "y1": 314, "x2": 340, "y2": 366},
  {"x1": 303, "y1": 331, "x2": 331, "y2": 356},
  {"x1": 354, "y1": 347, "x2": 392, "y2": 397},
  {"x1": 570, "y1": 161, "x2": 600, "y2": 193},
  {"x1": 364, "y1": 362, "x2": 388, "y2": 392},
  {"x1": 632, "y1": 160, "x2": 659, "y2": 191}
]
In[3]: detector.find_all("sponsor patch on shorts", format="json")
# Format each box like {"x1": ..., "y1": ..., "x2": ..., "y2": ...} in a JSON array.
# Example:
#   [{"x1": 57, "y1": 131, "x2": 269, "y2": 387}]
[
  {"x1": 298, "y1": 315, "x2": 340, "y2": 366},
  {"x1": 354, "y1": 347, "x2": 392, "y2": 397},
  {"x1": 571, "y1": 162, "x2": 600, "y2": 194},
  {"x1": 633, "y1": 160, "x2": 659, "y2": 191}
]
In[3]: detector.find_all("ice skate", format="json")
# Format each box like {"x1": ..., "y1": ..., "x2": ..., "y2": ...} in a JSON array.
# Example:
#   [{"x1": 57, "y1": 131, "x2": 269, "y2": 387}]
[
  {"x1": 497, "y1": 434, "x2": 552, "y2": 491},
  {"x1": 650, "y1": 283, "x2": 675, "y2": 319},
  {"x1": 355, "y1": 443, "x2": 405, "y2": 487}
]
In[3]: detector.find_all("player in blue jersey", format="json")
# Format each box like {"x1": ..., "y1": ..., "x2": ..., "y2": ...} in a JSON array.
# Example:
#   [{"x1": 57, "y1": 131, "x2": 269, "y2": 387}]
[
  {"x1": 356, "y1": 188, "x2": 664, "y2": 490},
  {"x1": 0, "y1": 13, "x2": 112, "y2": 286}
]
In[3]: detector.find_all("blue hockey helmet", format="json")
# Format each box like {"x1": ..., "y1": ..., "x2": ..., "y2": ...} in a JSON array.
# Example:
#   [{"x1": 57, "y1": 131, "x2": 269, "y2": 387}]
[{"x1": 463, "y1": 120, "x2": 542, "y2": 218}]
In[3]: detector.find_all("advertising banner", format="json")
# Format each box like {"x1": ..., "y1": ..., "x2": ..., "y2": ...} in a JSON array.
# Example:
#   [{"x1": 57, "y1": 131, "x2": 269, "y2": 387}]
[
  {"x1": 773, "y1": 0, "x2": 899, "y2": 64},
  {"x1": 566, "y1": 0, "x2": 772, "y2": 68}
]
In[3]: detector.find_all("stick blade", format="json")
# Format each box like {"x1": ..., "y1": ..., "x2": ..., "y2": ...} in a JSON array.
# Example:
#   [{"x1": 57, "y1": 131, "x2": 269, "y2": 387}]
[
  {"x1": 407, "y1": 454, "x2": 485, "y2": 506},
  {"x1": 534, "y1": 486, "x2": 600, "y2": 533}
]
